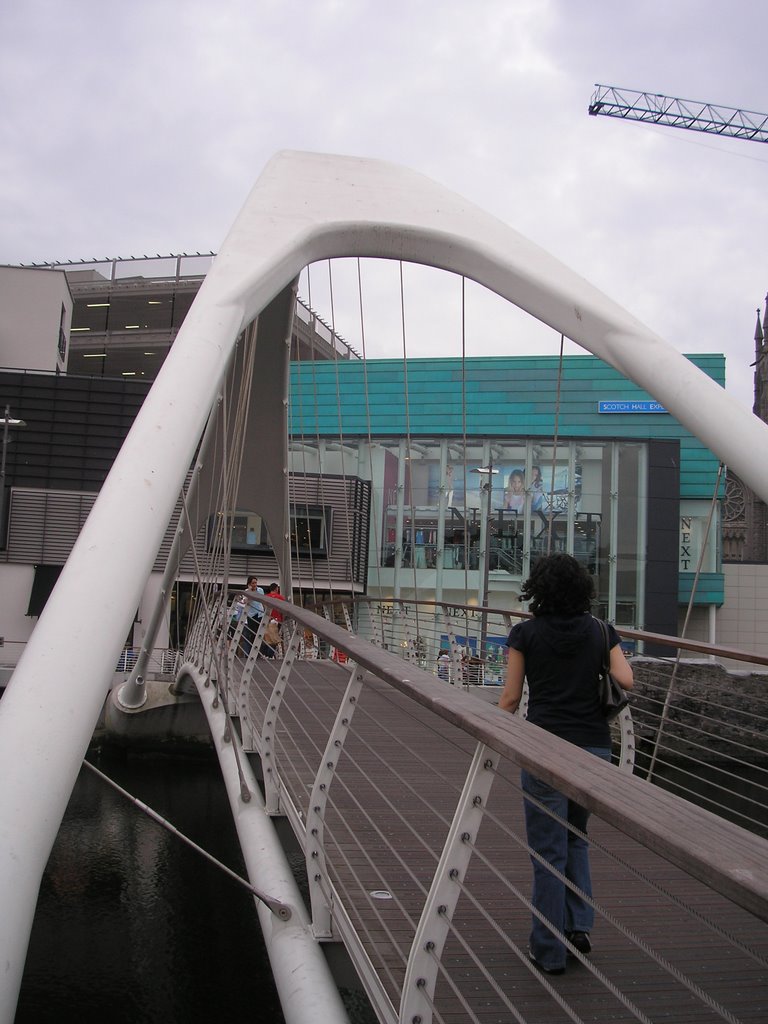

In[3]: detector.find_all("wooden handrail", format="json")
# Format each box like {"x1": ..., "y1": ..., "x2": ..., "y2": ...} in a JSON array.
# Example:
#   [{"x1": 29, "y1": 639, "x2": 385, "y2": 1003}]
[{"x1": 257, "y1": 595, "x2": 768, "y2": 923}]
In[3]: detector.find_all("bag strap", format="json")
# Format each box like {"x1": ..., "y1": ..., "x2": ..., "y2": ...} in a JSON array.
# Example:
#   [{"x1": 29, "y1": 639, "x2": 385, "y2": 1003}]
[{"x1": 593, "y1": 615, "x2": 611, "y2": 674}]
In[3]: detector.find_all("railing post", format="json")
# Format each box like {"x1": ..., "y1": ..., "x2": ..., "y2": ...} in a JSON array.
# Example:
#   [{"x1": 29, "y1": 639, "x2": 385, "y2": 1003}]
[
  {"x1": 305, "y1": 662, "x2": 366, "y2": 939},
  {"x1": 183, "y1": 616, "x2": 201, "y2": 665},
  {"x1": 614, "y1": 705, "x2": 636, "y2": 772},
  {"x1": 356, "y1": 599, "x2": 379, "y2": 647},
  {"x1": 210, "y1": 617, "x2": 235, "y2": 714},
  {"x1": 258, "y1": 625, "x2": 303, "y2": 812},
  {"x1": 403, "y1": 616, "x2": 418, "y2": 665},
  {"x1": 341, "y1": 601, "x2": 354, "y2": 634},
  {"x1": 400, "y1": 741, "x2": 498, "y2": 1024},
  {"x1": 227, "y1": 614, "x2": 247, "y2": 682},
  {"x1": 238, "y1": 614, "x2": 270, "y2": 688},
  {"x1": 440, "y1": 609, "x2": 463, "y2": 686},
  {"x1": 196, "y1": 606, "x2": 218, "y2": 679},
  {"x1": 323, "y1": 604, "x2": 340, "y2": 662},
  {"x1": 237, "y1": 619, "x2": 296, "y2": 752},
  {"x1": 369, "y1": 601, "x2": 385, "y2": 648},
  {"x1": 391, "y1": 601, "x2": 406, "y2": 657}
]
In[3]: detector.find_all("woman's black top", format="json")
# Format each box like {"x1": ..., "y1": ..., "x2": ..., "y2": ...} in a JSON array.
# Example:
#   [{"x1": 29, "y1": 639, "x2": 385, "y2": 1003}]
[{"x1": 506, "y1": 614, "x2": 620, "y2": 748}]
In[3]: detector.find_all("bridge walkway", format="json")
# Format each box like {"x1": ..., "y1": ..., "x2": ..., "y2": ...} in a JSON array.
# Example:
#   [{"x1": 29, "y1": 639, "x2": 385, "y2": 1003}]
[{"x1": 240, "y1": 654, "x2": 768, "y2": 1024}]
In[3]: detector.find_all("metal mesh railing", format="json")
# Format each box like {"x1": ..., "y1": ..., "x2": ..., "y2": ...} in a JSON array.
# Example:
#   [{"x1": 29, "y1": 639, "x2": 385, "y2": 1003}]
[
  {"x1": 115, "y1": 645, "x2": 181, "y2": 677},
  {"x1": 183, "y1": 596, "x2": 768, "y2": 1024}
]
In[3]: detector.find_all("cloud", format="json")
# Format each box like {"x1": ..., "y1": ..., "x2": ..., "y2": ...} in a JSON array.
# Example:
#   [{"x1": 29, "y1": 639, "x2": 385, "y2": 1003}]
[{"x1": 1, "y1": 0, "x2": 766, "y2": 409}]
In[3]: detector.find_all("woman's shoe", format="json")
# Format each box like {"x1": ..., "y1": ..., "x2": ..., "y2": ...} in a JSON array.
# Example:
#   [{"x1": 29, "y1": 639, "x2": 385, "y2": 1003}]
[
  {"x1": 565, "y1": 930, "x2": 592, "y2": 956},
  {"x1": 527, "y1": 948, "x2": 566, "y2": 975}
]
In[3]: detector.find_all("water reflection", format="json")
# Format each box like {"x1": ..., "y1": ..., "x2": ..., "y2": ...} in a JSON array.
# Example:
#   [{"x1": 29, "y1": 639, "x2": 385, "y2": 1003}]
[{"x1": 16, "y1": 750, "x2": 285, "y2": 1024}]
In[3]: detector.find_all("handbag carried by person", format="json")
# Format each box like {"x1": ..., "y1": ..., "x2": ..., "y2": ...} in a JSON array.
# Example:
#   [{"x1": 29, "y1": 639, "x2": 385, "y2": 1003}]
[
  {"x1": 595, "y1": 618, "x2": 629, "y2": 720},
  {"x1": 264, "y1": 620, "x2": 281, "y2": 647}
]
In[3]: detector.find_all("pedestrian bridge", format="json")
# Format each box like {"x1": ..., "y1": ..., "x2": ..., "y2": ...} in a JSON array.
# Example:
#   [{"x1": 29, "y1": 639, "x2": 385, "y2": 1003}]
[
  {"x1": 1, "y1": 152, "x2": 767, "y2": 1022},
  {"x1": 160, "y1": 593, "x2": 765, "y2": 1024},
  {"x1": 164, "y1": 594, "x2": 768, "y2": 1024}
]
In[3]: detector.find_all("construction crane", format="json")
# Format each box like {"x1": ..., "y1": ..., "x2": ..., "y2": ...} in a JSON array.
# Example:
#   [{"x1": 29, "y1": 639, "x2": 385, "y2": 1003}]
[{"x1": 588, "y1": 85, "x2": 768, "y2": 144}]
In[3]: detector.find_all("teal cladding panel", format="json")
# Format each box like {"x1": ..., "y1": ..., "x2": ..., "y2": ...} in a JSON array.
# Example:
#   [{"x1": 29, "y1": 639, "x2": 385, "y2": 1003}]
[
  {"x1": 289, "y1": 354, "x2": 726, "y2": 499},
  {"x1": 678, "y1": 572, "x2": 724, "y2": 606}
]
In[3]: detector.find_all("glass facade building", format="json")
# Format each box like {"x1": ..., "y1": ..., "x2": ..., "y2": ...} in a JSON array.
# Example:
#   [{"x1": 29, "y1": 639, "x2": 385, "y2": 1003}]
[{"x1": 288, "y1": 354, "x2": 725, "y2": 638}]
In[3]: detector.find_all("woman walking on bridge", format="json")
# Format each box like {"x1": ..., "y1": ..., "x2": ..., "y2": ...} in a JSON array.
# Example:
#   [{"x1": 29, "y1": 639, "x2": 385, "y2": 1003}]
[{"x1": 499, "y1": 553, "x2": 633, "y2": 975}]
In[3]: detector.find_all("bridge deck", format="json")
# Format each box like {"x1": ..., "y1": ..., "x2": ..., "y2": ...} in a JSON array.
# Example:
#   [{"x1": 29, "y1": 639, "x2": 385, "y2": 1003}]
[{"x1": 243, "y1": 657, "x2": 768, "y2": 1024}]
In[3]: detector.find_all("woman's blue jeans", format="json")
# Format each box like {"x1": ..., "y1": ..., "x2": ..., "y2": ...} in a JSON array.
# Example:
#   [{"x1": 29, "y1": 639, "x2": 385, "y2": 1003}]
[
  {"x1": 521, "y1": 746, "x2": 611, "y2": 970},
  {"x1": 241, "y1": 615, "x2": 262, "y2": 656}
]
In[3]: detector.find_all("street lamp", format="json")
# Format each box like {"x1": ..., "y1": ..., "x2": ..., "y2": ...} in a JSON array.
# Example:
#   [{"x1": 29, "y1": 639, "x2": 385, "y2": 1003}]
[{"x1": 473, "y1": 463, "x2": 499, "y2": 678}]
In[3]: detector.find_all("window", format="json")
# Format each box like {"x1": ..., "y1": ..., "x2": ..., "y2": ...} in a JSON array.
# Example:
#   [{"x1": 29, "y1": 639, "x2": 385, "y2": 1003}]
[
  {"x1": 27, "y1": 564, "x2": 63, "y2": 616},
  {"x1": 58, "y1": 304, "x2": 67, "y2": 363},
  {"x1": 290, "y1": 505, "x2": 332, "y2": 557},
  {"x1": 208, "y1": 512, "x2": 271, "y2": 554},
  {"x1": 209, "y1": 506, "x2": 332, "y2": 557}
]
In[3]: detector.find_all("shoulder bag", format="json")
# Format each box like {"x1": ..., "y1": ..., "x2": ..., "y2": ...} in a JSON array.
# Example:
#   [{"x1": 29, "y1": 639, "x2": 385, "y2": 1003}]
[{"x1": 595, "y1": 618, "x2": 629, "y2": 720}]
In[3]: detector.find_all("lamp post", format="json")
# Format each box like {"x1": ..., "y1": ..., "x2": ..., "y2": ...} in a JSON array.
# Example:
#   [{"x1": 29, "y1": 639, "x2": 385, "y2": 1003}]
[{"x1": 473, "y1": 462, "x2": 499, "y2": 679}]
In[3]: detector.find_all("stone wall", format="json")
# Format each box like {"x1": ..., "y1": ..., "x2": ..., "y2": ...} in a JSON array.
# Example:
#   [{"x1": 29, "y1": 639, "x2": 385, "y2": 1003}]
[{"x1": 629, "y1": 657, "x2": 768, "y2": 768}]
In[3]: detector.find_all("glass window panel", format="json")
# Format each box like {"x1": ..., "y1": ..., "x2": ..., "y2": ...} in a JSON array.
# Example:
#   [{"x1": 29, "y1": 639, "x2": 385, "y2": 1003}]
[
  {"x1": 178, "y1": 255, "x2": 214, "y2": 278},
  {"x1": 171, "y1": 290, "x2": 195, "y2": 329},
  {"x1": 113, "y1": 257, "x2": 178, "y2": 281},
  {"x1": 71, "y1": 297, "x2": 109, "y2": 333},
  {"x1": 106, "y1": 294, "x2": 173, "y2": 332},
  {"x1": 290, "y1": 506, "x2": 332, "y2": 556}
]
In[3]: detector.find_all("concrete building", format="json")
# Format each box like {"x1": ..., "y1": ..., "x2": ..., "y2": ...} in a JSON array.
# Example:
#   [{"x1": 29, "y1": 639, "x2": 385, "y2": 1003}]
[{"x1": 0, "y1": 265, "x2": 71, "y2": 375}]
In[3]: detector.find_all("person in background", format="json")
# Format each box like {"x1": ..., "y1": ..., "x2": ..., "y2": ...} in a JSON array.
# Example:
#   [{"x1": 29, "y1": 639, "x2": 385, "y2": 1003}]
[
  {"x1": 499, "y1": 553, "x2": 633, "y2": 975},
  {"x1": 262, "y1": 582, "x2": 286, "y2": 657},
  {"x1": 240, "y1": 576, "x2": 264, "y2": 656},
  {"x1": 266, "y1": 582, "x2": 286, "y2": 633}
]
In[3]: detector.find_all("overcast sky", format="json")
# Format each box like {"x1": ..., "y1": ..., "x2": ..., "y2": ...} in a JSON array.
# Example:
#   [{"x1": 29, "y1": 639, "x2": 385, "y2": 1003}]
[{"x1": 1, "y1": 0, "x2": 766, "y2": 409}]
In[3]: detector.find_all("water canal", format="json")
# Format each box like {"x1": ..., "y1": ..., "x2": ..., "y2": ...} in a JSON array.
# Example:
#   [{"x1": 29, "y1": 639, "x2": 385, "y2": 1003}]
[{"x1": 16, "y1": 749, "x2": 286, "y2": 1023}]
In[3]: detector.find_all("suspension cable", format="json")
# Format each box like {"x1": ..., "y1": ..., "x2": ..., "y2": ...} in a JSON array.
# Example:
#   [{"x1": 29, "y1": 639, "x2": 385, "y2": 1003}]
[
  {"x1": 82, "y1": 759, "x2": 291, "y2": 919},
  {"x1": 326, "y1": 259, "x2": 356, "y2": 621},
  {"x1": 302, "y1": 266, "x2": 324, "y2": 611},
  {"x1": 546, "y1": 333, "x2": 565, "y2": 556},
  {"x1": 290, "y1": 287, "x2": 310, "y2": 607},
  {"x1": 356, "y1": 259, "x2": 386, "y2": 638},
  {"x1": 459, "y1": 276, "x2": 471, "y2": 660},
  {"x1": 398, "y1": 262, "x2": 421, "y2": 638}
]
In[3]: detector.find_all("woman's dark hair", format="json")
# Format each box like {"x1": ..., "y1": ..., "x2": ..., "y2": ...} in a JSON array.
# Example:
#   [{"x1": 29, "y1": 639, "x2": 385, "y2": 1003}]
[{"x1": 520, "y1": 553, "x2": 595, "y2": 616}]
